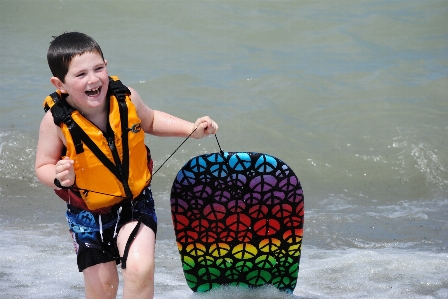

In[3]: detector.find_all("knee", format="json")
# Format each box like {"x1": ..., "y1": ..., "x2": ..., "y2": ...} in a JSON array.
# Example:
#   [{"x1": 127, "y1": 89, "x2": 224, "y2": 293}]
[
  {"x1": 83, "y1": 266, "x2": 119, "y2": 299},
  {"x1": 122, "y1": 258, "x2": 155, "y2": 287},
  {"x1": 122, "y1": 260, "x2": 155, "y2": 298},
  {"x1": 118, "y1": 223, "x2": 156, "y2": 297}
]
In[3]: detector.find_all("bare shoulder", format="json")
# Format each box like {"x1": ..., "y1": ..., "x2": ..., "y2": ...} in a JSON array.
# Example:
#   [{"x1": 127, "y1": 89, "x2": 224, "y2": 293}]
[
  {"x1": 128, "y1": 87, "x2": 143, "y2": 106},
  {"x1": 36, "y1": 110, "x2": 65, "y2": 166},
  {"x1": 128, "y1": 86, "x2": 154, "y2": 133},
  {"x1": 39, "y1": 111, "x2": 64, "y2": 143},
  {"x1": 40, "y1": 109, "x2": 57, "y2": 129}
]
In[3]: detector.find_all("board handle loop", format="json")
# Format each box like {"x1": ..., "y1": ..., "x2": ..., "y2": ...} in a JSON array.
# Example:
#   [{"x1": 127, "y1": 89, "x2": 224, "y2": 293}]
[{"x1": 214, "y1": 134, "x2": 224, "y2": 157}]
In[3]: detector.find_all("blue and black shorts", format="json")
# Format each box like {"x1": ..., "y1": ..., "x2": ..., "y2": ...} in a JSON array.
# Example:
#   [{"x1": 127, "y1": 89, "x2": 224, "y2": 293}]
[{"x1": 66, "y1": 186, "x2": 157, "y2": 272}]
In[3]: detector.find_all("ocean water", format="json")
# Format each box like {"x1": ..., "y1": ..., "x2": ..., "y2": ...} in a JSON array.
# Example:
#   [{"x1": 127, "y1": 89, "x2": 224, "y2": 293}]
[{"x1": 1, "y1": 0, "x2": 447, "y2": 298}]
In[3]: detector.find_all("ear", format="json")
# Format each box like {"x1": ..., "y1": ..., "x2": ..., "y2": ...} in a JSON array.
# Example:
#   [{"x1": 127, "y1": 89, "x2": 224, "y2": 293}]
[
  {"x1": 50, "y1": 77, "x2": 66, "y2": 93},
  {"x1": 104, "y1": 59, "x2": 108, "y2": 66}
]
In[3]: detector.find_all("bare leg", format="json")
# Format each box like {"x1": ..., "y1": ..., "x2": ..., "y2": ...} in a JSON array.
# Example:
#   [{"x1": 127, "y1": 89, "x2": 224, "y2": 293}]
[
  {"x1": 83, "y1": 261, "x2": 119, "y2": 299},
  {"x1": 117, "y1": 221, "x2": 156, "y2": 299}
]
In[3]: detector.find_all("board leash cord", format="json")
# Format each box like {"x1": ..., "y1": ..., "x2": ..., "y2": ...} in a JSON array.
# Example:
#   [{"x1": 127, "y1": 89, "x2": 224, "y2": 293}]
[{"x1": 152, "y1": 127, "x2": 224, "y2": 175}]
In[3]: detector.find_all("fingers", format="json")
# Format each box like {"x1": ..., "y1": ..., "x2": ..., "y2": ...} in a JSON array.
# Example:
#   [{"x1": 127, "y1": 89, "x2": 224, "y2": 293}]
[
  {"x1": 193, "y1": 117, "x2": 218, "y2": 138},
  {"x1": 55, "y1": 157, "x2": 75, "y2": 186},
  {"x1": 207, "y1": 120, "x2": 218, "y2": 134}
]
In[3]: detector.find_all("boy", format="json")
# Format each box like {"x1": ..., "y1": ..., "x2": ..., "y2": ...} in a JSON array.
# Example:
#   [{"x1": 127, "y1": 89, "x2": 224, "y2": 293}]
[{"x1": 35, "y1": 32, "x2": 218, "y2": 299}]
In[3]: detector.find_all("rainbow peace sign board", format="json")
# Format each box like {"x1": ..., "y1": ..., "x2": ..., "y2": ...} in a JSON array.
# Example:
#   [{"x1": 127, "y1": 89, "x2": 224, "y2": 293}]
[{"x1": 170, "y1": 152, "x2": 304, "y2": 293}]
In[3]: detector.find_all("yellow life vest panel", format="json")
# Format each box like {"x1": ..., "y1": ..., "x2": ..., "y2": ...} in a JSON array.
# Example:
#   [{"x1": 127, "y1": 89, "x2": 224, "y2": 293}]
[{"x1": 43, "y1": 76, "x2": 152, "y2": 211}]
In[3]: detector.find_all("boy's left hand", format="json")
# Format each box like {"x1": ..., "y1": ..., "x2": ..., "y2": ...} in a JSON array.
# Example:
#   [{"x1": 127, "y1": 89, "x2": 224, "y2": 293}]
[{"x1": 192, "y1": 116, "x2": 219, "y2": 139}]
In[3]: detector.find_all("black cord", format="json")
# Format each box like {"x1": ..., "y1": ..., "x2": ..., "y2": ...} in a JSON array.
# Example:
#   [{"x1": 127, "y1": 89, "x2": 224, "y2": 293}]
[
  {"x1": 152, "y1": 127, "x2": 198, "y2": 175},
  {"x1": 215, "y1": 134, "x2": 224, "y2": 156}
]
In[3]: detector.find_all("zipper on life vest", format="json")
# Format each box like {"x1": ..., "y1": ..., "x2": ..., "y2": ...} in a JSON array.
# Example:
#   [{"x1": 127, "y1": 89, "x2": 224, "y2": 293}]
[{"x1": 107, "y1": 135, "x2": 133, "y2": 200}]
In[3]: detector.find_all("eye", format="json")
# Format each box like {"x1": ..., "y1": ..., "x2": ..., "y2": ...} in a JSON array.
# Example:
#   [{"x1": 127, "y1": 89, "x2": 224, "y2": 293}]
[
  {"x1": 76, "y1": 72, "x2": 85, "y2": 78},
  {"x1": 95, "y1": 66, "x2": 105, "y2": 72}
]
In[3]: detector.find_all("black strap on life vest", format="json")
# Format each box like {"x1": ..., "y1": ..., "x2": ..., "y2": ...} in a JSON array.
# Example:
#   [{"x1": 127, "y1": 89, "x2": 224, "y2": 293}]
[
  {"x1": 48, "y1": 92, "x2": 85, "y2": 154},
  {"x1": 106, "y1": 77, "x2": 133, "y2": 200},
  {"x1": 46, "y1": 77, "x2": 133, "y2": 199}
]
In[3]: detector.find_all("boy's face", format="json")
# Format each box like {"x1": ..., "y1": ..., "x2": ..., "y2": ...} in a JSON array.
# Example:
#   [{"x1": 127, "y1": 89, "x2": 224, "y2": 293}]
[{"x1": 51, "y1": 51, "x2": 109, "y2": 111}]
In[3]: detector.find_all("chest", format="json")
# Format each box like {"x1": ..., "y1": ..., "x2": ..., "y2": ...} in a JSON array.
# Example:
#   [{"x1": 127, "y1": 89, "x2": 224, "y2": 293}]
[{"x1": 86, "y1": 111, "x2": 108, "y2": 133}]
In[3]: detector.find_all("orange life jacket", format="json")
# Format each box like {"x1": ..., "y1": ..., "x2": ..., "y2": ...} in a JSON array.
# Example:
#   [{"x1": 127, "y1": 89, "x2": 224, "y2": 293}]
[{"x1": 43, "y1": 76, "x2": 152, "y2": 211}]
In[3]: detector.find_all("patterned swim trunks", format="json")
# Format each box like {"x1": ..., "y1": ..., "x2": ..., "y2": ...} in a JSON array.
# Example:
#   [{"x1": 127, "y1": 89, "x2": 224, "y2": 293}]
[{"x1": 66, "y1": 186, "x2": 157, "y2": 272}]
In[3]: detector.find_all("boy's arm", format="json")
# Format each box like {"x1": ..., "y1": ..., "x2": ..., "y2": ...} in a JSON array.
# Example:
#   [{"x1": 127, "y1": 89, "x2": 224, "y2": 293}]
[
  {"x1": 130, "y1": 87, "x2": 218, "y2": 138},
  {"x1": 35, "y1": 111, "x2": 75, "y2": 189}
]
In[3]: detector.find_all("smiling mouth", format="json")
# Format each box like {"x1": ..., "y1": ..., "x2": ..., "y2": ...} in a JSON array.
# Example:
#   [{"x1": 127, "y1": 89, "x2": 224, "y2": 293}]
[{"x1": 85, "y1": 87, "x2": 101, "y2": 97}]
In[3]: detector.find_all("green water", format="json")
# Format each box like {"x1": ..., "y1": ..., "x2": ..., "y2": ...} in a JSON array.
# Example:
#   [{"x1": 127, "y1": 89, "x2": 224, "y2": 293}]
[{"x1": 1, "y1": 1, "x2": 447, "y2": 298}]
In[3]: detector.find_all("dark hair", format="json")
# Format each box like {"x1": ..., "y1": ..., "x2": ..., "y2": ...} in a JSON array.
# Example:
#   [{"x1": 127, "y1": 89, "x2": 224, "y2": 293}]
[{"x1": 47, "y1": 32, "x2": 104, "y2": 82}]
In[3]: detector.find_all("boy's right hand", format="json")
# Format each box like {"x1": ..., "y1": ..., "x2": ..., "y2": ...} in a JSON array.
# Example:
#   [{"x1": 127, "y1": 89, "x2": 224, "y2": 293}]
[{"x1": 55, "y1": 157, "x2": 75, "y2": 188}]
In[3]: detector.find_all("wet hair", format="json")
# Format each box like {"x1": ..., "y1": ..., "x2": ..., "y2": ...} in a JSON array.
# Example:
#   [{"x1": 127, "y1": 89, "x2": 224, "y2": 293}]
[{"x1": 47, "y1": 32, "x2": 104, "y2": 82}]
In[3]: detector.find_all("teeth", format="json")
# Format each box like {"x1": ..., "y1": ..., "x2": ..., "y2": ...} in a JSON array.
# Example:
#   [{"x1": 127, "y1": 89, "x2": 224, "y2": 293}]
[{"x1": 85, "y1": 87, "x2": 101, "y2": 96}]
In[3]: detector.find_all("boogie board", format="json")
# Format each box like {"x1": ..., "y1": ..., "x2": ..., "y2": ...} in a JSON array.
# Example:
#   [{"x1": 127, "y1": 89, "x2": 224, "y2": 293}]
[{"x1": 170, "y1": 152, "x2": 304, "y2": 293}]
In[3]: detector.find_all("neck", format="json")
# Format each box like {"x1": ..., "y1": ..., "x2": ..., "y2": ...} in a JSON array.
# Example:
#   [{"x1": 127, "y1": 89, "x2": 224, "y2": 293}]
[{"x1": 66, "y1": 98, "x2": 108, "y2": 132}]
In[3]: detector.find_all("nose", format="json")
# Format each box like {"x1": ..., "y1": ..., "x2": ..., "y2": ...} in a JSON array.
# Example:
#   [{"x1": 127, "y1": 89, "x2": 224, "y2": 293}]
[{"x1": 87, "y1": 72, "x2": 99, "y2": 85}]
